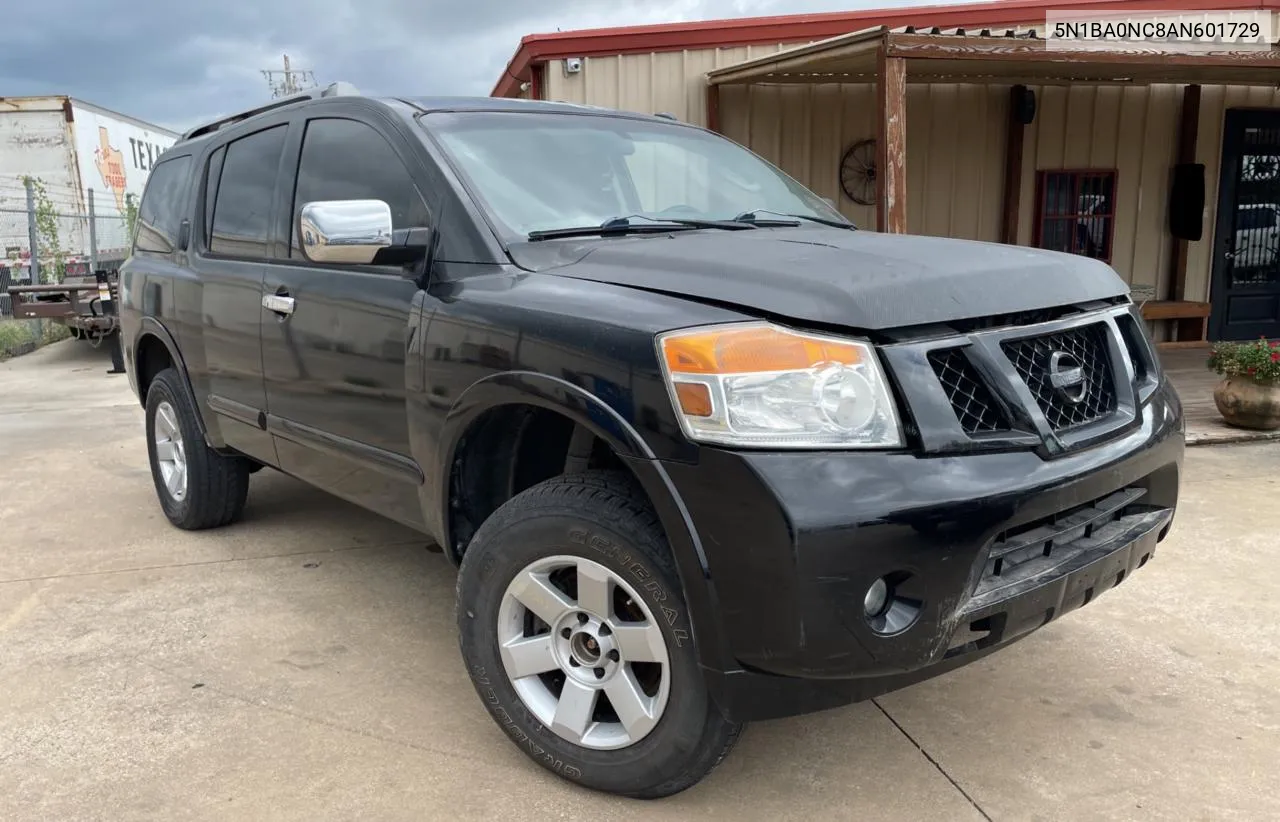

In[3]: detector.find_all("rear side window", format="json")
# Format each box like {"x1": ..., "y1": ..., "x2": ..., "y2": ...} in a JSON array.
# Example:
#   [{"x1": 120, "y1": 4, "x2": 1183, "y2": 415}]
[
  {"x1": 209, "y1": 125, "x2": 287, "y2": 258},
  {"x1": 134, "y1": 156, "x2": 191, "y2": 254},
  {"x1": 290, "y1": 118, "x2": 430, "y2": 257}
]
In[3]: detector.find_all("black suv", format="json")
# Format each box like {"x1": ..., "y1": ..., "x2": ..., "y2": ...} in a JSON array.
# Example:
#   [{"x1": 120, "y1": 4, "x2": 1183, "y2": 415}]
[{"x1": 119, "y1": 85, "x2": 1184, "y2": 798}]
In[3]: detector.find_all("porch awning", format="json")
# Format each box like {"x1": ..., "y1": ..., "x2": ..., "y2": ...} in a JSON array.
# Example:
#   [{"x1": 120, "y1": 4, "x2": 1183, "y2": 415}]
[{"x1": 706, "y1": 25, "x2": 1280, "y2": 87}]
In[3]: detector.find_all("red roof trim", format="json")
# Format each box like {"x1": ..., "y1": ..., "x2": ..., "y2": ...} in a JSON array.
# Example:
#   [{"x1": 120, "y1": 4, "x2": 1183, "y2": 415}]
[{"x1": 493, "y1": 0, "x2": 1280, "y2": 96}]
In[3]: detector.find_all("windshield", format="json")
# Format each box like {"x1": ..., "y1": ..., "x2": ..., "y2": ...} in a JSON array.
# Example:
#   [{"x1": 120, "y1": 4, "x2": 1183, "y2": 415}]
[{"x1": 424, "y1": 110, "x2": 847, "y2": 238}]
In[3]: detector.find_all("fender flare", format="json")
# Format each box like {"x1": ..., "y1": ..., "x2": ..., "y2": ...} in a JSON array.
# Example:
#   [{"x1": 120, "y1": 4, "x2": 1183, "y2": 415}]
[
  {"x1": 435, "y1": 371, "x2": 656, "y2": 545},
  {"x1": 436, "y1": 371, "x2": 733, "y2": 674},
  {"x1": 132, "y1": 317, "x2": 213, "y2": 444}
]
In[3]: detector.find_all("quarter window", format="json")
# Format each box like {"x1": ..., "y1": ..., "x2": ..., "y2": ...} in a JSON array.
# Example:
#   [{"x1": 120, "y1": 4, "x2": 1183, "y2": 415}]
[
  {"x1": 209, "y1": 125, "x2": 288, "y2": 258},
  {"x1": 290, "y1": 118, "x2": 430, "y2": 257},
  {"x1": 134, "y1": 156, "x2": 191, "y2": 254}
]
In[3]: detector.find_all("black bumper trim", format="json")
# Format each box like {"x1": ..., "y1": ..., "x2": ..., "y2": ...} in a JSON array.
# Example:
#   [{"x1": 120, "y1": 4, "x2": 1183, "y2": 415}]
[{"x1": 706, "y1": 507, "x2": 1169, "y2": 722}]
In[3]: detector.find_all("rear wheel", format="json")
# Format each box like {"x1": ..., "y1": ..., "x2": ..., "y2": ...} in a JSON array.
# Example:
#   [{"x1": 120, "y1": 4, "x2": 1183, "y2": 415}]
[
  {"x1": 457, "y1": 470, "x2": 742, "y2": 798},
  {"x1": 145, "y1": 368, "x2": 251, "y2": 530}
]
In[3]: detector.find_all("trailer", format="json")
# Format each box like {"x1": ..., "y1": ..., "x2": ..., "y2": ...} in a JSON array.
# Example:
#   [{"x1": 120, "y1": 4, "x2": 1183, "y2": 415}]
[{"x1": 1, "y1": 96, "x2": 176, "y2": 339}]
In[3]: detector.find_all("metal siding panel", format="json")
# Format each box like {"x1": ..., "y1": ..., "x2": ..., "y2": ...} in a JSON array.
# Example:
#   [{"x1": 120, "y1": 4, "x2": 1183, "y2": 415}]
[
  {"x1": 1062, "y1": 86, "x2": 1096, "y2": 168},
  {"x1": 682, "y1": 49, "x2": 717, "y2": 125},
  {"x1": 648, "y1": 51, "x2": 687, "y2": 122},
  {"x1": 777, "y1": 86, "x2": 809, "y2": 190},
  {"x1": 978, "y1": 85, "x2": 1008, "y2": 243},
  {"x1": 1112, "y1": 86, "x2": 1149, "y2": 286},
  {"x1": 545, "y1": 61, "x2": 586, "y2": 103},
  {"x1": 720, "y1": 84, "x2": 751, "y2": 145},
  {"x1": 906, "y1": 85, "x2": 932, "y2": 235},
  {"x1": 1132, "y1": 85, "x2": 1178, "y2": 295},
  {"x1": 1090, "y1": 87, "x2": 1124, "y2": 169},
  {"x1": 927, "y1": 85, "x2": 959, "y2": 238},
  {"x1": 807, "y1": 84, "x2": 843, "y2": 207},
  {"x1": 839, "y1": 84, "x2": 876, "y2": 228},
  {"x1": 950, "y1": 86, "x2": 989, "y2": 241},
  {"x1": 1036, "y1": 86, "x2": 1069, "y2": 170},
  {"x1": 583, "y1": 55, "x2": 621, "y2": 109}
]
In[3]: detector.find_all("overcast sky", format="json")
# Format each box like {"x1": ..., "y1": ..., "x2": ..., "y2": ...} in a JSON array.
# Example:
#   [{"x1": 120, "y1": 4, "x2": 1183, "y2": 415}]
[{"x1": 2, "y1": 0, "x2": 978, "y2": 133}]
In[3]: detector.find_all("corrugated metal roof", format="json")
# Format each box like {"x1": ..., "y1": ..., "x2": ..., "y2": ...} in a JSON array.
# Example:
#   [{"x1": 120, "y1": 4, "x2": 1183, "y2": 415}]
[{"x1": 707, "y1": 23, "x2": 1280, "y2": 86}]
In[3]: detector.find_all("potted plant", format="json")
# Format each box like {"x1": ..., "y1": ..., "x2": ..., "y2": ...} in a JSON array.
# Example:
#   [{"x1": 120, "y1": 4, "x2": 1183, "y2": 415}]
[{"x1": 1207, "y1": 336, "x2": 1280, "y2": 430}]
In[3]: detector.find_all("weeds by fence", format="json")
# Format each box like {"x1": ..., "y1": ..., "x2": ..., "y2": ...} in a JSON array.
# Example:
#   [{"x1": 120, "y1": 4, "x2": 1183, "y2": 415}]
[{"x1": 0, "y1": 318, "x2": 70, "y2": 360}]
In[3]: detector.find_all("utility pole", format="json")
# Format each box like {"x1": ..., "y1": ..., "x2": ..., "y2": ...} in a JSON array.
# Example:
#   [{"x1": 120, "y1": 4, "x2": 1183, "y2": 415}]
[{"x1": 261, "y1": 54, "x2": 316, "y2": 98}]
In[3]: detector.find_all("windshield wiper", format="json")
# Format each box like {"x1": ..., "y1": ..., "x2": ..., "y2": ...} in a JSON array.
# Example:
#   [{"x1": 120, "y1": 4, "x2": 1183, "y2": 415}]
[
  {"x1": 733, "y1": 209, "x2": 856, "y2": 230},
  {"x1": 527, "y1": 214, "x2": 757, "y2": 242}
]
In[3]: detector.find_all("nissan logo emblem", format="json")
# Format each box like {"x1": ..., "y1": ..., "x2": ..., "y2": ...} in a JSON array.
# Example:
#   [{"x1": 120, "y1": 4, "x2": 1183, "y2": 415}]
[{"x1": 1048, "y1": 351, "x2": 1088, "y2": 404}]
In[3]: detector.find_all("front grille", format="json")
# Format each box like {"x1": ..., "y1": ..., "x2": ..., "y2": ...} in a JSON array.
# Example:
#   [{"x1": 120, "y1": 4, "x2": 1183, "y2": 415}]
[
  {"x1": 1001, "y1": 323, "x2": 1117, "y2": 431},
  {"x1": 929, "y1": 349, "x2": 1007, "y2": 433}
]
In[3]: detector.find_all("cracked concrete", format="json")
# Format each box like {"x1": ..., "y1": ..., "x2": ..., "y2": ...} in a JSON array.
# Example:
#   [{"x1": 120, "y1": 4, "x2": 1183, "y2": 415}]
[{"x1": 3, "y1": 340, "x2": 1278, "y2": 821}]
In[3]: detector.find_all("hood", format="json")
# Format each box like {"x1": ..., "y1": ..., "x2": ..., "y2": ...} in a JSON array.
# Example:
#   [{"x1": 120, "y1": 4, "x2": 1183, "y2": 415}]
[{"x1": 508, "y1": 227, "x2": 1129, "y2": 331}]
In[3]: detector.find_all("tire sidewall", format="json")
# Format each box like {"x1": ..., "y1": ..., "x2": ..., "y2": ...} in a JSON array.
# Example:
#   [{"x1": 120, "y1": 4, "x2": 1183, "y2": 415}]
[
  {"x1": 144, "y1": 372, "x2": 191, "y2": 523},
  {"x1": 458, "y1": 507, "x2": 710, "y2": 792}
]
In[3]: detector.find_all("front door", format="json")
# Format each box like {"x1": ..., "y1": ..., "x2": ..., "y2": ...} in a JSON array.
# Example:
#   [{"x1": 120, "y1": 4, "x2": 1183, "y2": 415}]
[
  {"x1": 260, "y1": 114, "x2": 435, "y2": 530},
  {"x1": 1209, "y1": 109, "x2": 1280, "y2": 341}
]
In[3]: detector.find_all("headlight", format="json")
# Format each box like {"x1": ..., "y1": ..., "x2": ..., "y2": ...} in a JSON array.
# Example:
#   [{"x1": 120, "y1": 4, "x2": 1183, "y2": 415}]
[{"x1": 656, "y1": 322, "x2": 904, "y2": 448}]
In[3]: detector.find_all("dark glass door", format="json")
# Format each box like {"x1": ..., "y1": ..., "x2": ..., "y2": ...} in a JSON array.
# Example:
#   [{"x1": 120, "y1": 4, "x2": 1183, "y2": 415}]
[{"x1": 1209, "y1": 110, "x2": 1280, "y2": 341}]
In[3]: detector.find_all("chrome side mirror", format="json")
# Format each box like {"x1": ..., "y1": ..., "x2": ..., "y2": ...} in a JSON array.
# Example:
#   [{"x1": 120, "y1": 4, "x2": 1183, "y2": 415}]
[{"x1": 298, "y1": 199, "x2": 393, "y2": 264}]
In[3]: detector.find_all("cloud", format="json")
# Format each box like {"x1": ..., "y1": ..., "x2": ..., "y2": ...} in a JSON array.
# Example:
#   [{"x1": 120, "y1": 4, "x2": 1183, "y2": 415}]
[{"x1": 0, "y1": 0, "x2": 966, "y2": 132}]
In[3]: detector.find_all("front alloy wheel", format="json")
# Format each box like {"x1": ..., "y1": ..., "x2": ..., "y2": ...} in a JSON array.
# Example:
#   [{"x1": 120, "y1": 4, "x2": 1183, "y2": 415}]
[
  {"x1": 498, "y1": 555, "x2": 671, "y2": 750},
  {"x1": 456, "y1": 471, "x2": 742, "y2": 798}
]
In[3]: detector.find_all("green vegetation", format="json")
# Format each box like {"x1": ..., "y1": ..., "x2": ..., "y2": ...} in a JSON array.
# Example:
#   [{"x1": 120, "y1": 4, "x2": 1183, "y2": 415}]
[
  {"x1": 20, "y1": 176, "x2": 65, "y2": 284},
  {"x1": 0, "y1": 320, "x2": 71, "y2": 360}
]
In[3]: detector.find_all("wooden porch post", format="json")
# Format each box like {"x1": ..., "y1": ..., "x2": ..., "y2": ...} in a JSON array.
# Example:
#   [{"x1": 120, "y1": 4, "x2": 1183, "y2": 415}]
[
  {"x1": 1171, "y1": 84, "x2": 1201, "y2": 301},
  {"x1": 1001, "y1": 85, "x2": 1027, "y2": 245},
  {"x1": 876, "y1": 47, "x2": 907, "y2": 233},
  {"x1": 706, "y1": 83, "x2": 721, "y2": 134}
]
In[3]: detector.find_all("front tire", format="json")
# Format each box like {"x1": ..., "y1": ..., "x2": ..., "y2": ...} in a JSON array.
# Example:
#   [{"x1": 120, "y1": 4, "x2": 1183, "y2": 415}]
[
  {"x1": 144, "y1": 368, "x2": 250, "y2": 530},
  {"x1": 457, "y1": 471, "x2": 742, "y2": 798}
]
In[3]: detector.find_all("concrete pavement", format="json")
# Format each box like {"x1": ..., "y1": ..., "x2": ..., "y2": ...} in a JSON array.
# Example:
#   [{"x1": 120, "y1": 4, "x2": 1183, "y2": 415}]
[{"x1": 3, "y1": 340, "x2": 1278, "y2": 821}]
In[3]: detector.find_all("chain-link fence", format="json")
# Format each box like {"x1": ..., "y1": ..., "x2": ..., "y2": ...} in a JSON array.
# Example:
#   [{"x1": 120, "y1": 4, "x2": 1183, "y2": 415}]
[{"x1": 1, "y1": 178, "x2": 129, "y2": 357}]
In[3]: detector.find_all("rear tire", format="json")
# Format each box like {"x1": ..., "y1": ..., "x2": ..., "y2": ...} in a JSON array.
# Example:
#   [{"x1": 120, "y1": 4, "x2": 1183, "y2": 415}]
[
  {"x1": 457, "y1": 470, "x2": 742, "y2": 798},
  {"x1": 144, "y1": 368, "x2": 250, "y2": 530}
]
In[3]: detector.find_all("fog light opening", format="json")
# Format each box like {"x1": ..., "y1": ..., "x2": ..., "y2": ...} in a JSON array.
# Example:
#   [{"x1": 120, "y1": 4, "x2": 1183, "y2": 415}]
[{"x1": 864, "y1": 577, "x2": 890, "y2": 618}]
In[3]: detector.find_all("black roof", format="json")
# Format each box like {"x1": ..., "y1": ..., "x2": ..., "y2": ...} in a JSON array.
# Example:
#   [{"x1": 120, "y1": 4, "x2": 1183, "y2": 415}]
[
  {"x1": 397, "y1": 96, "x2": 674, "y2": 123},
  {"x1": 178, "y1": 84, "x2": 682, "y2": 145}
]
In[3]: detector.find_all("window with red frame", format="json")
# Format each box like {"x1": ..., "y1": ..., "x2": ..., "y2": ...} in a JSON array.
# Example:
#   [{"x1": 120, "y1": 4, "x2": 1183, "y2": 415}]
[{"x1": 1034, "y1": 170, "x2": 1116, "y2": 263}]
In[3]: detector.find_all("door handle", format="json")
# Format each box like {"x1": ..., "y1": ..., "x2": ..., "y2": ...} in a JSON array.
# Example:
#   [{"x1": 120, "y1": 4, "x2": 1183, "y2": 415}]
[{"x1": 262, "y1": 293, "x2": 295, "y2": 316}]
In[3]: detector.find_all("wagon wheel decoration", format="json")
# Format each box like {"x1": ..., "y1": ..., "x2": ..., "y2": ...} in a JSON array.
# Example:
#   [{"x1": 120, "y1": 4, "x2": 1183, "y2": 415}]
[{"x1": 840, "y1": 138, "x2": 877, "y2": 205}]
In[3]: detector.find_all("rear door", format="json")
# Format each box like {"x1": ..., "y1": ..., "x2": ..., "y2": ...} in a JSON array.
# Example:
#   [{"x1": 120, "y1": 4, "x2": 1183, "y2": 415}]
[
  {"x1": 184, "y1": 118, "x2": 293, "y2": 464},
  {"x1": 260, "y1": 111, "x2": 435, "y2": 529}
]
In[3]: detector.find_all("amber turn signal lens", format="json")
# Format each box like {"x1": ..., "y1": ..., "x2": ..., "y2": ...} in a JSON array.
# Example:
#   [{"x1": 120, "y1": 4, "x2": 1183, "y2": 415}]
[
  {"x1": 674, "y1": 382, "x2": 713, "y2": 417},
  {"x1": 662, "y1": 324, "x2": 862, "y2": 375}
]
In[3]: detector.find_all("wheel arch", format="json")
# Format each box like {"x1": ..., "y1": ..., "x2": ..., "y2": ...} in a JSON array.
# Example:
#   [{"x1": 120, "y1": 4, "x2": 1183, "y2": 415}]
[
  {"x1": 436, "y1": 370, "x2": 733, "y2": 674},
  {"x1": 132, "y1": 318, "x2": 211, "y2": 443}
]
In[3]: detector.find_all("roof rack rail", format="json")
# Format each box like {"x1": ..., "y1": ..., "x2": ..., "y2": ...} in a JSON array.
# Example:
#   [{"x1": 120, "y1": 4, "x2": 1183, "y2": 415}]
[{"x1": 180, "y1": 81, "x2": 360, "y2": 141}]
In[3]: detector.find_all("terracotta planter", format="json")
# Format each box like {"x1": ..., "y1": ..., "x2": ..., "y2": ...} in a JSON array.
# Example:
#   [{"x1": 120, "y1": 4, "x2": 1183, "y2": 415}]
[{"x1": 1213, "y1": 376, "x2": 1280, "y2": 431}]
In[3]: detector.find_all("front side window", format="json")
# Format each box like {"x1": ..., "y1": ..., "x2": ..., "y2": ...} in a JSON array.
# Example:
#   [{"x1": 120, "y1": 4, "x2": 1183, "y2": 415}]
[
  {"x1": 425, "y1": 111, "x2": 843, "y2": 238},
  {"x1": 290, "y1": 118, "x2": 431, "y2": 257},
  {"x1": 134, "y1": 156, "x2": 191, "y2": 254},
  {"x1": 209, "y1": 125, "x2": 288, "y2": 258}
]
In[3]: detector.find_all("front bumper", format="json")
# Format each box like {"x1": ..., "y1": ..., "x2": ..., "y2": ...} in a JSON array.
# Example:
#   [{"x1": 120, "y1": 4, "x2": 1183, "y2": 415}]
[{"x1": 666, "y1": 378, "x2": 1183, "y2": 721}]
